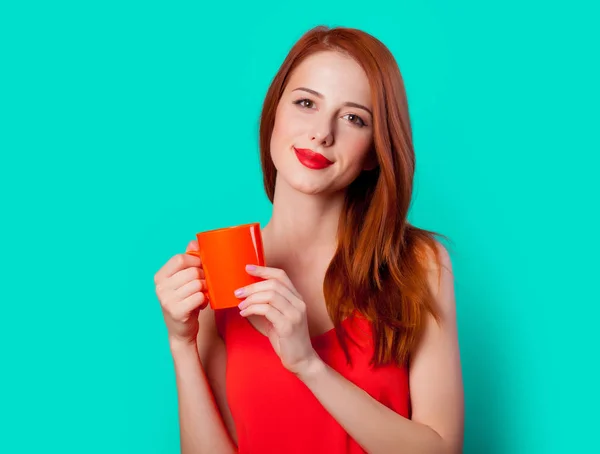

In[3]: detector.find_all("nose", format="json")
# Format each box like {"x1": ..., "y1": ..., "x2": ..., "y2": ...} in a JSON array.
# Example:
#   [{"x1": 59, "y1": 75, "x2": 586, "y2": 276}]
[{"x1": 310, "y1": 125, "x2": 334, "y2": 148}]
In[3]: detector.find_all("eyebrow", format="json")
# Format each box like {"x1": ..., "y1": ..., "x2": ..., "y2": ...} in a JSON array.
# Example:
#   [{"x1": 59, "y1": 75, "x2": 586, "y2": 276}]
[{"x1": 292, "y1": 87, "x2": 373, "y2": 117}]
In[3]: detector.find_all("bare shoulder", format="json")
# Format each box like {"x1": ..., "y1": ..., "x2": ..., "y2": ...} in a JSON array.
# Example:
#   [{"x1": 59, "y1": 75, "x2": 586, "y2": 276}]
[
  {"x1": 430, "y1": 240, "x2": 452, "y2": 273},
  {"x1": 425, "y1": 240, "x2": 454, "y2": 314},
  {"x1": 420, "y1": 239, "x2": 452, "y2": 283},
  {"x1": 409, "y1": 239, "x2": 464, "y2": 453}
]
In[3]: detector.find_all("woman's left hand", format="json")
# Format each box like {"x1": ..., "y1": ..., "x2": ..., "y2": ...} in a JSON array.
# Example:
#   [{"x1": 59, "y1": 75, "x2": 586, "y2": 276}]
[{"x1": 235, "y1": 264, "x2": 321, "y2": 376}]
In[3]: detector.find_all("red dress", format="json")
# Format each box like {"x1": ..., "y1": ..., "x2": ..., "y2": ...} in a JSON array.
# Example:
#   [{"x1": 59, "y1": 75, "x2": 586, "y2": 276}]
[{"x1": 215, "y1": 307, "x2": 411, "y2": 453}]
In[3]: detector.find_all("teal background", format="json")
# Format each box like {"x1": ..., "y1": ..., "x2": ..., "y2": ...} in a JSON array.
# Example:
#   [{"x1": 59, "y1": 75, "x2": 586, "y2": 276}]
[{"x1": 1, "y1": 1, "x2": 598, "y2": 453}]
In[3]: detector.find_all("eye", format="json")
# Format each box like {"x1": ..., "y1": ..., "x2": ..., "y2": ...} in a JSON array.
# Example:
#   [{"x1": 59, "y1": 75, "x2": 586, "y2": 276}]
[
  {"x1": 343, "y1": 113, "x2": 367, "y2": 127},
  {"x1": 293, "y1": 98, "x2": 315, "y2": 109}
]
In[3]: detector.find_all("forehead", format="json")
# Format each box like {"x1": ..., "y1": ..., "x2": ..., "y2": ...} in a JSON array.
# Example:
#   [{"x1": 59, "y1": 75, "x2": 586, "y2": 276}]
[{"x1": 285, "y1": 51, "x2": 371, "y2": 105}]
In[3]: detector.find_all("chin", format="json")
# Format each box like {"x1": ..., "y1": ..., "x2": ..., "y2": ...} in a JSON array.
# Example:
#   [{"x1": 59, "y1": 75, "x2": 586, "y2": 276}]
[{"x1": 279, "y1": 168, "x2": 331, "y2": 195}]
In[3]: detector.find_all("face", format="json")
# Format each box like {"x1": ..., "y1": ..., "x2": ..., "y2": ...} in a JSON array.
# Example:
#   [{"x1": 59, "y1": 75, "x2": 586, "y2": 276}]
[{"x1": 269, "y1": 50, "x2": 376, "y2": 196}]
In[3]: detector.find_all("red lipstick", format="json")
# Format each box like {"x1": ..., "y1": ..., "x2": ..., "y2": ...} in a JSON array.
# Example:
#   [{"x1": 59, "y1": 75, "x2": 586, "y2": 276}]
[{"x1": 293, "y1": 147, "x2": 333, "y2": 170}]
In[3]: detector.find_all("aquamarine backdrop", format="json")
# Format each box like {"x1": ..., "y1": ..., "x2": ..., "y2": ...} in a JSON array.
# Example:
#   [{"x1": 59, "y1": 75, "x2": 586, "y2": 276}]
[{"x1": 1, "y1": 1, "x2": 598, "y2": 453}]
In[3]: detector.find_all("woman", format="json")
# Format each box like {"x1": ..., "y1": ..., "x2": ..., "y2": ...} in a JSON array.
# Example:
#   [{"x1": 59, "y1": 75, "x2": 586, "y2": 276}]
[{"x1": 154, "y1": 25, "x2": 464, "y2": 453}]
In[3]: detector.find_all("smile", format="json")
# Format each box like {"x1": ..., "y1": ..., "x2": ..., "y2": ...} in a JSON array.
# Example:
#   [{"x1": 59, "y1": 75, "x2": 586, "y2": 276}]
[{"x1": 293, "y1": 147, "x2": 334, "y2": 170}]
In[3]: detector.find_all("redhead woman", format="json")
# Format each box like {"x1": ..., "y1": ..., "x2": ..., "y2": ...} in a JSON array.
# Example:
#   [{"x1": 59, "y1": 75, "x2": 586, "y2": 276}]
[{"x1": 154, "y1": 25, "x2": 464, "y2": 454}]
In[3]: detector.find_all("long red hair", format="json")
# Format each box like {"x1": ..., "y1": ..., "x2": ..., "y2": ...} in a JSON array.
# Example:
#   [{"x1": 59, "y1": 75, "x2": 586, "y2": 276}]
[{"x1": 259, "y1": 25, "x2": 450, "y2": 367}]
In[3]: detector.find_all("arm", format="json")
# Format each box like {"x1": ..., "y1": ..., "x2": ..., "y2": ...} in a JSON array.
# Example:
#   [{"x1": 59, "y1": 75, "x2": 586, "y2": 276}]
[
  {"x1": 297, "y1": 243, "x2": 464, "y2": 453},
  {"x1": 171, "y1": 306, "x2": 237, "y2": 454}
]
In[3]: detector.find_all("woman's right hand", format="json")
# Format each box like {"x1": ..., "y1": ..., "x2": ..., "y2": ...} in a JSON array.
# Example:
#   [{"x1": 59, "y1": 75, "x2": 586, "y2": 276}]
[{"x1": 154, "y1": 240, "x2": 208, "y2": 346}]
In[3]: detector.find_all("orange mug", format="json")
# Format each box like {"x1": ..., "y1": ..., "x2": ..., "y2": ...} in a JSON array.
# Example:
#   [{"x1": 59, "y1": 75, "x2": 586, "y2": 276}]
[{"x1": 186, "y1": 222, "x2": 265, "y2": 310}]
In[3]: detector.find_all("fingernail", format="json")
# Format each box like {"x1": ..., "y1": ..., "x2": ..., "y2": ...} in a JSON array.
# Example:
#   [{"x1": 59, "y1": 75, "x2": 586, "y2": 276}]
[
  {"x1": 246, "y1": 264, "x2": 256, "y2": 271},
  {"x1": 234, "y1": 288, "x2": 244, "y2": 297}
]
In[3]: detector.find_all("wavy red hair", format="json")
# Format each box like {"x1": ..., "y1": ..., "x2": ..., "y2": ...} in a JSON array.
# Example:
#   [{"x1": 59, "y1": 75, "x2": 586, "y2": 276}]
[{"x1": 259, "y1": 25, "x2": 450, "y2": 367}]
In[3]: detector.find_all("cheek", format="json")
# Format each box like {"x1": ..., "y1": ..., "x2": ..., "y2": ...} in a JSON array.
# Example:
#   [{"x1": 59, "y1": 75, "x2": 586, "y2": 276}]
[
  {"x1": 341, "y1": 135, "x2": 373, "y2": 168},
  {"x1": 270, "y1": 105, "x2": 306, "y2": 152}
]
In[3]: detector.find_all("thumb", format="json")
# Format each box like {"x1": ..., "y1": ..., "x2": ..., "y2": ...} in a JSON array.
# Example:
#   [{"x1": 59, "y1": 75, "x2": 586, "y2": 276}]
[{"x1": 186, "y1": 239, "x2": 199, "y2": 252}]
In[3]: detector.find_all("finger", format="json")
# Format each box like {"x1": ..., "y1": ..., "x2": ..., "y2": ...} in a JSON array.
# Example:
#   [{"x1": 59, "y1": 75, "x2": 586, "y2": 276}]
[
  {"x1": 235, "y1": 279, "x2": 302, "y2": 309},
  {"x1": 175, "y1": 278, "x2": 206, "y2": 301},
  {"x1": 186, "y1": 240, "x2": 199, "y2": 253},
  {"x1": 156, "y1": 268, "x2": 204, "y2": 300},
  {"x1": 155, "y1": 253, "x2": 201, "y2": 284},
  {"x1": 239, "y1": 303, "x2": 289, "y2": 334},
  {"x1": 164, "y1": 266, "x2": 205, "y2": 291},
  {"x1": 172, "y1": 292, "x2": 208, "y2": 319},
  {"x1": 238, "y1": 290, "x2": 298, "y2": 319},
  {"x1": 245, "y1": 265, "x2": 301, "y2": 298}
]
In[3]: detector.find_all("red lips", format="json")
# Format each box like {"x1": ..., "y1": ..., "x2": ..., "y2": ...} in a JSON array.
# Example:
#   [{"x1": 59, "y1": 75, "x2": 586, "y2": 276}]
[{"x1": 293, "y1": 147, "x2": 333, "y2": 170}]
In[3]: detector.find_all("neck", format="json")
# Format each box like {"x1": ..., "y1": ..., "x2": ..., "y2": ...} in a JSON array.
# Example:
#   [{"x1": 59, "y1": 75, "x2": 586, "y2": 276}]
[{"x1": 262, "y1": 175, "x2": 344, "y2": 267}]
